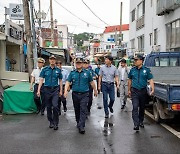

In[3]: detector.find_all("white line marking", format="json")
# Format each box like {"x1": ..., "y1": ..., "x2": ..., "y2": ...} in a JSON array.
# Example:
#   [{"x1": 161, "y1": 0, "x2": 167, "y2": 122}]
[{"x1": 145, "y1": 110, "x2": 180, "y2": 139}]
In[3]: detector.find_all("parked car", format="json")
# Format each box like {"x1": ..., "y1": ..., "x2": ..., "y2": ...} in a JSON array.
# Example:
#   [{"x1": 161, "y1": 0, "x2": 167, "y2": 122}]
[{"x1": 144, "y1": 52, "x2": 180, "y2": 122}]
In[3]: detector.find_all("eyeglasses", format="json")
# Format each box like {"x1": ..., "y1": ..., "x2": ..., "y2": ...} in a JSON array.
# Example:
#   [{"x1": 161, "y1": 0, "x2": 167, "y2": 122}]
[
  {"x1": 56, "y1": 63, "x2": 62, "y2": 64},
  {"x1": 38, "y1": 62, "x2": 44, "y2": 63},
  {"x1": 134, "y1": 59, "x2": 139, "y2": 61}
]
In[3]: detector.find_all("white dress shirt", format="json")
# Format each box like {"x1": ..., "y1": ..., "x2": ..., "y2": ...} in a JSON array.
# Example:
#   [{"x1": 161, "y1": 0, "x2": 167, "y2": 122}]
[{"x1": 31, "y1": 67, "x2": 43, "y2": 84}]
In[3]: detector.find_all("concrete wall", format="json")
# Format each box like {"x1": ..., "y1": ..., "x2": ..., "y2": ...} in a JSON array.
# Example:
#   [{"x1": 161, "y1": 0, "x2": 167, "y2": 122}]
[
  {"x1": 129, "y1": 0, "x2": 180, "y2": 55},
  {"x1": 0, "y1": 40, "x2": 6, "y2": 72}
]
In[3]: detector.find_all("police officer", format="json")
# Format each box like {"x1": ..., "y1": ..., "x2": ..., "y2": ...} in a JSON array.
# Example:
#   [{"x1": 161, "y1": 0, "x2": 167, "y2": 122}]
[
  {"x1": 83, "y1": 59, "x2": 96, "y2": 115},
  {"x1": 37, "y1": 55, "x2": 63, "y2": 130},
  {"x1": 64, "y1": 57, "x2": 98, "y2": 134},
  {"x1": 56, "y1": 60, "x2": 69, "y2": 113},
  {"x1": 128, "y1": 55, "x2": 154, "y2": 131},
  {"x1": 98, "y1": 56, "x2": 119, "y2": 118},
  {"x1": 30, "y1": 58, "x2": 46, "y2": 115},
  {"x1": 118, "y1": 59, "x2": 129, "y2": 109}
]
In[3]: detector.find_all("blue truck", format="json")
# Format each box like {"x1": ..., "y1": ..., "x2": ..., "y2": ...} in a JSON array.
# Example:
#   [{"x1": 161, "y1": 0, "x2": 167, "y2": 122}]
[{"x1": 144, "y1": 52, "x2": 180, "y2": 122}]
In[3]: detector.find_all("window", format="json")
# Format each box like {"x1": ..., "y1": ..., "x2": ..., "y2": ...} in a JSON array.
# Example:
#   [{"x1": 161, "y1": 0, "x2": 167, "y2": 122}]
[
  {"x1": 138, "y1": 35, "x2": 144, "y2": 51},
  {"x1": 176, "y1": 20, "x2": 180, "y2": 47},
  {"x1": 159, "y1": 57, "x2": 169, "y2": 66},
  {"x1": 137, "y1": 1, "x2": 145, "y2": 18},
  {"x1": 154, "y1": 29, "x2": 158, "y2": 45},
  {"x1": 106, "y1": 45, "x2": 111, "y2": 49},
  {"x1": 166, "y1": 24, "x2": 171, "y2": 49},
  {"x1": 170, "y1": 58, "x2": 178, "y2": 66},
  {"x1": 166, "y1": 19, "x2": 180, "y2": 50},
  {"x1": 155, "y1": 58, "x2": 159, "y2": 66},
  {"x1": 131, "y1": 39, "x2": 135, "y2": 49},
  {"x1": 171, "y1": 22, "x2": 176, "y2": 47},
  {"x1": 131, "y1": 9, "x2": 136, "y2": 22},
  {"x1": 118, "y1": 33, "x2": 123, "y2": 41},
  {"x1": 110, "y1": 35, "x2": 115, "y2": 38},
  {"x1": 149, "y1": 33, "x2": 152, "y2": 46}
]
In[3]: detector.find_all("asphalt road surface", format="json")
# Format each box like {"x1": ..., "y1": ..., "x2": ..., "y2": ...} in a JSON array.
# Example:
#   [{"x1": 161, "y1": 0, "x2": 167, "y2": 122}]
[{"x1": 0, "y1": 92, "x2": 180, "y2": 154}]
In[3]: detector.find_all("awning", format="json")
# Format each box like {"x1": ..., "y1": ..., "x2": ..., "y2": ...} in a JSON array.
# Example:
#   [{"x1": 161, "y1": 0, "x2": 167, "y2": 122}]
[
  {"x1": 48, "y1": 51, "x2": 64, "y2": 57},
  {"x1": 45, "y1": 47, "x2": 65, "y2": 57}
]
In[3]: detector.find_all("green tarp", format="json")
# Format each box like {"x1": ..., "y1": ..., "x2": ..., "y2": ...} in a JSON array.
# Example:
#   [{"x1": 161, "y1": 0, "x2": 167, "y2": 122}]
[{"x1": 3, "y1": 82, "x2": 37, "y2": 114}]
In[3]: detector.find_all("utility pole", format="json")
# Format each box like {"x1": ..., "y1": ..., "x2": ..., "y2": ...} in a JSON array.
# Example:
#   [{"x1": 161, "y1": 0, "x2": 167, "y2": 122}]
[
  {"x1": 30, "y1": 0, "x2": 38, "y2": 68},
  {"x1": 38, "y1": 0, "x2": 41, "y2": 29},
  {"x1": 119, "y1": 2, "x2": 123, "y2": 46},
  {"x1": 50, "y1": 0, "x2": 54, "y2": 47},
  {"x1": 22, "y1": 0, "x2": 34, "y2": 77}
]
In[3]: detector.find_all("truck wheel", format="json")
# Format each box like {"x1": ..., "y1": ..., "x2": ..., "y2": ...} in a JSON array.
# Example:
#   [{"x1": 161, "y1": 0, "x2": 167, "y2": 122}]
[{"x1": 153, "y1": 102, "x2": 161, "y2": 123}]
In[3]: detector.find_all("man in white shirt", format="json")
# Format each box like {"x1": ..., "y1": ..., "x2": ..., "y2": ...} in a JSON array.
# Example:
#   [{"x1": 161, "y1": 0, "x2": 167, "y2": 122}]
[
  {"x1": 56, "y1": 61, "x2": 69, "y2": 113},
  {"x1": 118, "y1": 59, "x2": 129, "y2": 109},
  {"x1": 30, "y1": 58, "x2": 45, "y2": 115}
]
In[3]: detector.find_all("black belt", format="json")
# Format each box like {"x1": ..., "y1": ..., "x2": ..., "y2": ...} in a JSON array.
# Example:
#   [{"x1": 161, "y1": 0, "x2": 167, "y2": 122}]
[
  {"x1": 45, "y1": 86, "x2": 59, "y2": 89},
  {"x1": 121, "y1": 80, "x2": 124, "y2": 81},
  {"x1": 73, "y1": 91, "x2": 88, "y2": 95},
  {"x1": 102, "y1": 81, "x2": 114, "y2": 85},
  {"x1": 132, "y1": 87, "x2": 146, "y2": 91}
]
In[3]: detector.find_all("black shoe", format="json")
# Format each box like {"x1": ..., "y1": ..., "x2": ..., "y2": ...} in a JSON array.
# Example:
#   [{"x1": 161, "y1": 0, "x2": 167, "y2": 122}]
[
  {"x1": 121, "y1": 105, "x2": 125, "y2": 109},
  {"x1": 109, "y1": 107, "x2": 113, "y2": 113},
  {"x1": 54, "y1": 125, "x2": 58, "y2": 130},
  {"x1": 79, "y1": 128, "x2": 85, "y2": 134},
  {"x1": 139, "y1": 123, "x2": 144, "y2": 128},
  {"x1": 49, "y1": 123, "x2": 54, "y2": 129},
  {"x1": 41, "y1": 112, "x2": 44, "y2": 115},
  {"x1": 64, "y1": 106, "x2": 67, "y2": 112},
  {"x1": 134, "y1": 126, "x2": 139, "y2": 131},
  {"x1": 105, "y1": 114, "x2": 109, "y2": 118}
]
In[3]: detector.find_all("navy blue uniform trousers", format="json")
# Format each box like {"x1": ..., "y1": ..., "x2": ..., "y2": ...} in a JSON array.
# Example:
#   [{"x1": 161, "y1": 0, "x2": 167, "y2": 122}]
[
  {"x1": 72, "y1": 92, "x2": 89, "y2": 129},
  {"x1": 131, "y1": 87, "x2": 148, "y2": 126},
  {"x1": 87, "y1": 86, "x2": 93, "y2": 112},
  {"x1": 33, "y1": 84, "x2": 45, "y2": 112},
  {"x1": 44, "y1": 86, "x2": 60, "y2": 125}
]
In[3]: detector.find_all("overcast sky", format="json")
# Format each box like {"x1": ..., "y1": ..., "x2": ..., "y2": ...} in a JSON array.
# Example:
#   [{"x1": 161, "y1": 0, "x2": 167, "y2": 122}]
[{"x1": 0, "y1": 0, "x2": 130, "y2": 34}]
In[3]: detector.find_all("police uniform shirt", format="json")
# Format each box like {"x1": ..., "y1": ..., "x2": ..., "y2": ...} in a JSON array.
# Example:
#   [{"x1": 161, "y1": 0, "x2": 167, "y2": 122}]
[
  {"x1": 99, "y1": 64, "x2": 119, "y2": 83},
  {"x1": 88, "y1": 68, "x2": 96, "y2": 77},
  {"x1": 128, "y1": 66, "x2": 153, "y2": 90},
  {"x1": 95, "y1": 67, "x2": 100, "y2": 76},
  {"x1": 31, "y1": 67, "x2": 44, "y2": 84},
  {"x1": 40, "y1": 66, "x2": 62, "y2": 87},
  {"x1": 67, "y1": 69, "x2": 93, "y2": 92}
]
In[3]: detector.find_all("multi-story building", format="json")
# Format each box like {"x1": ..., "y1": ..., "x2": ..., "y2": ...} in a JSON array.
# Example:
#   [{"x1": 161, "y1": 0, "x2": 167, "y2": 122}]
[
  {"x1": 129, "y1": 0, "x2": 180, "y2": 56},
  {"x1": 102, "y1": 24, "x2": 129, "y2": 52}
]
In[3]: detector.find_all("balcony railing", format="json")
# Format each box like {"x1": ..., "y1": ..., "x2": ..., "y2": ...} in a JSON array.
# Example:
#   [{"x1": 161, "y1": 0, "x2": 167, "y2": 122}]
[
  {"x1": 157, "y1": 0, "x2": 180, "y2": 16},
  {"x1": 136, "y1": 15, "x2": 145, "y2": 30}
]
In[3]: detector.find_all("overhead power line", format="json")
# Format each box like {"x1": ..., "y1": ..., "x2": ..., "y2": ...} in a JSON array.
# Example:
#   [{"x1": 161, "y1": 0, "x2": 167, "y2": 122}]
[
  {"x1": 53, "y1": 0, "x2": 104, "y2": 30},
  {"x1": 81, "y1": 0, "x2": 109, "y2": 26}
]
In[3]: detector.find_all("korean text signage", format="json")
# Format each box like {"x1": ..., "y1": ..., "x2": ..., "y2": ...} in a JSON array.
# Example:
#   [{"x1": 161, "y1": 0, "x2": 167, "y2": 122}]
[{"x1": 9, "y1": 4, "x2": 24, "y2": 20}]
